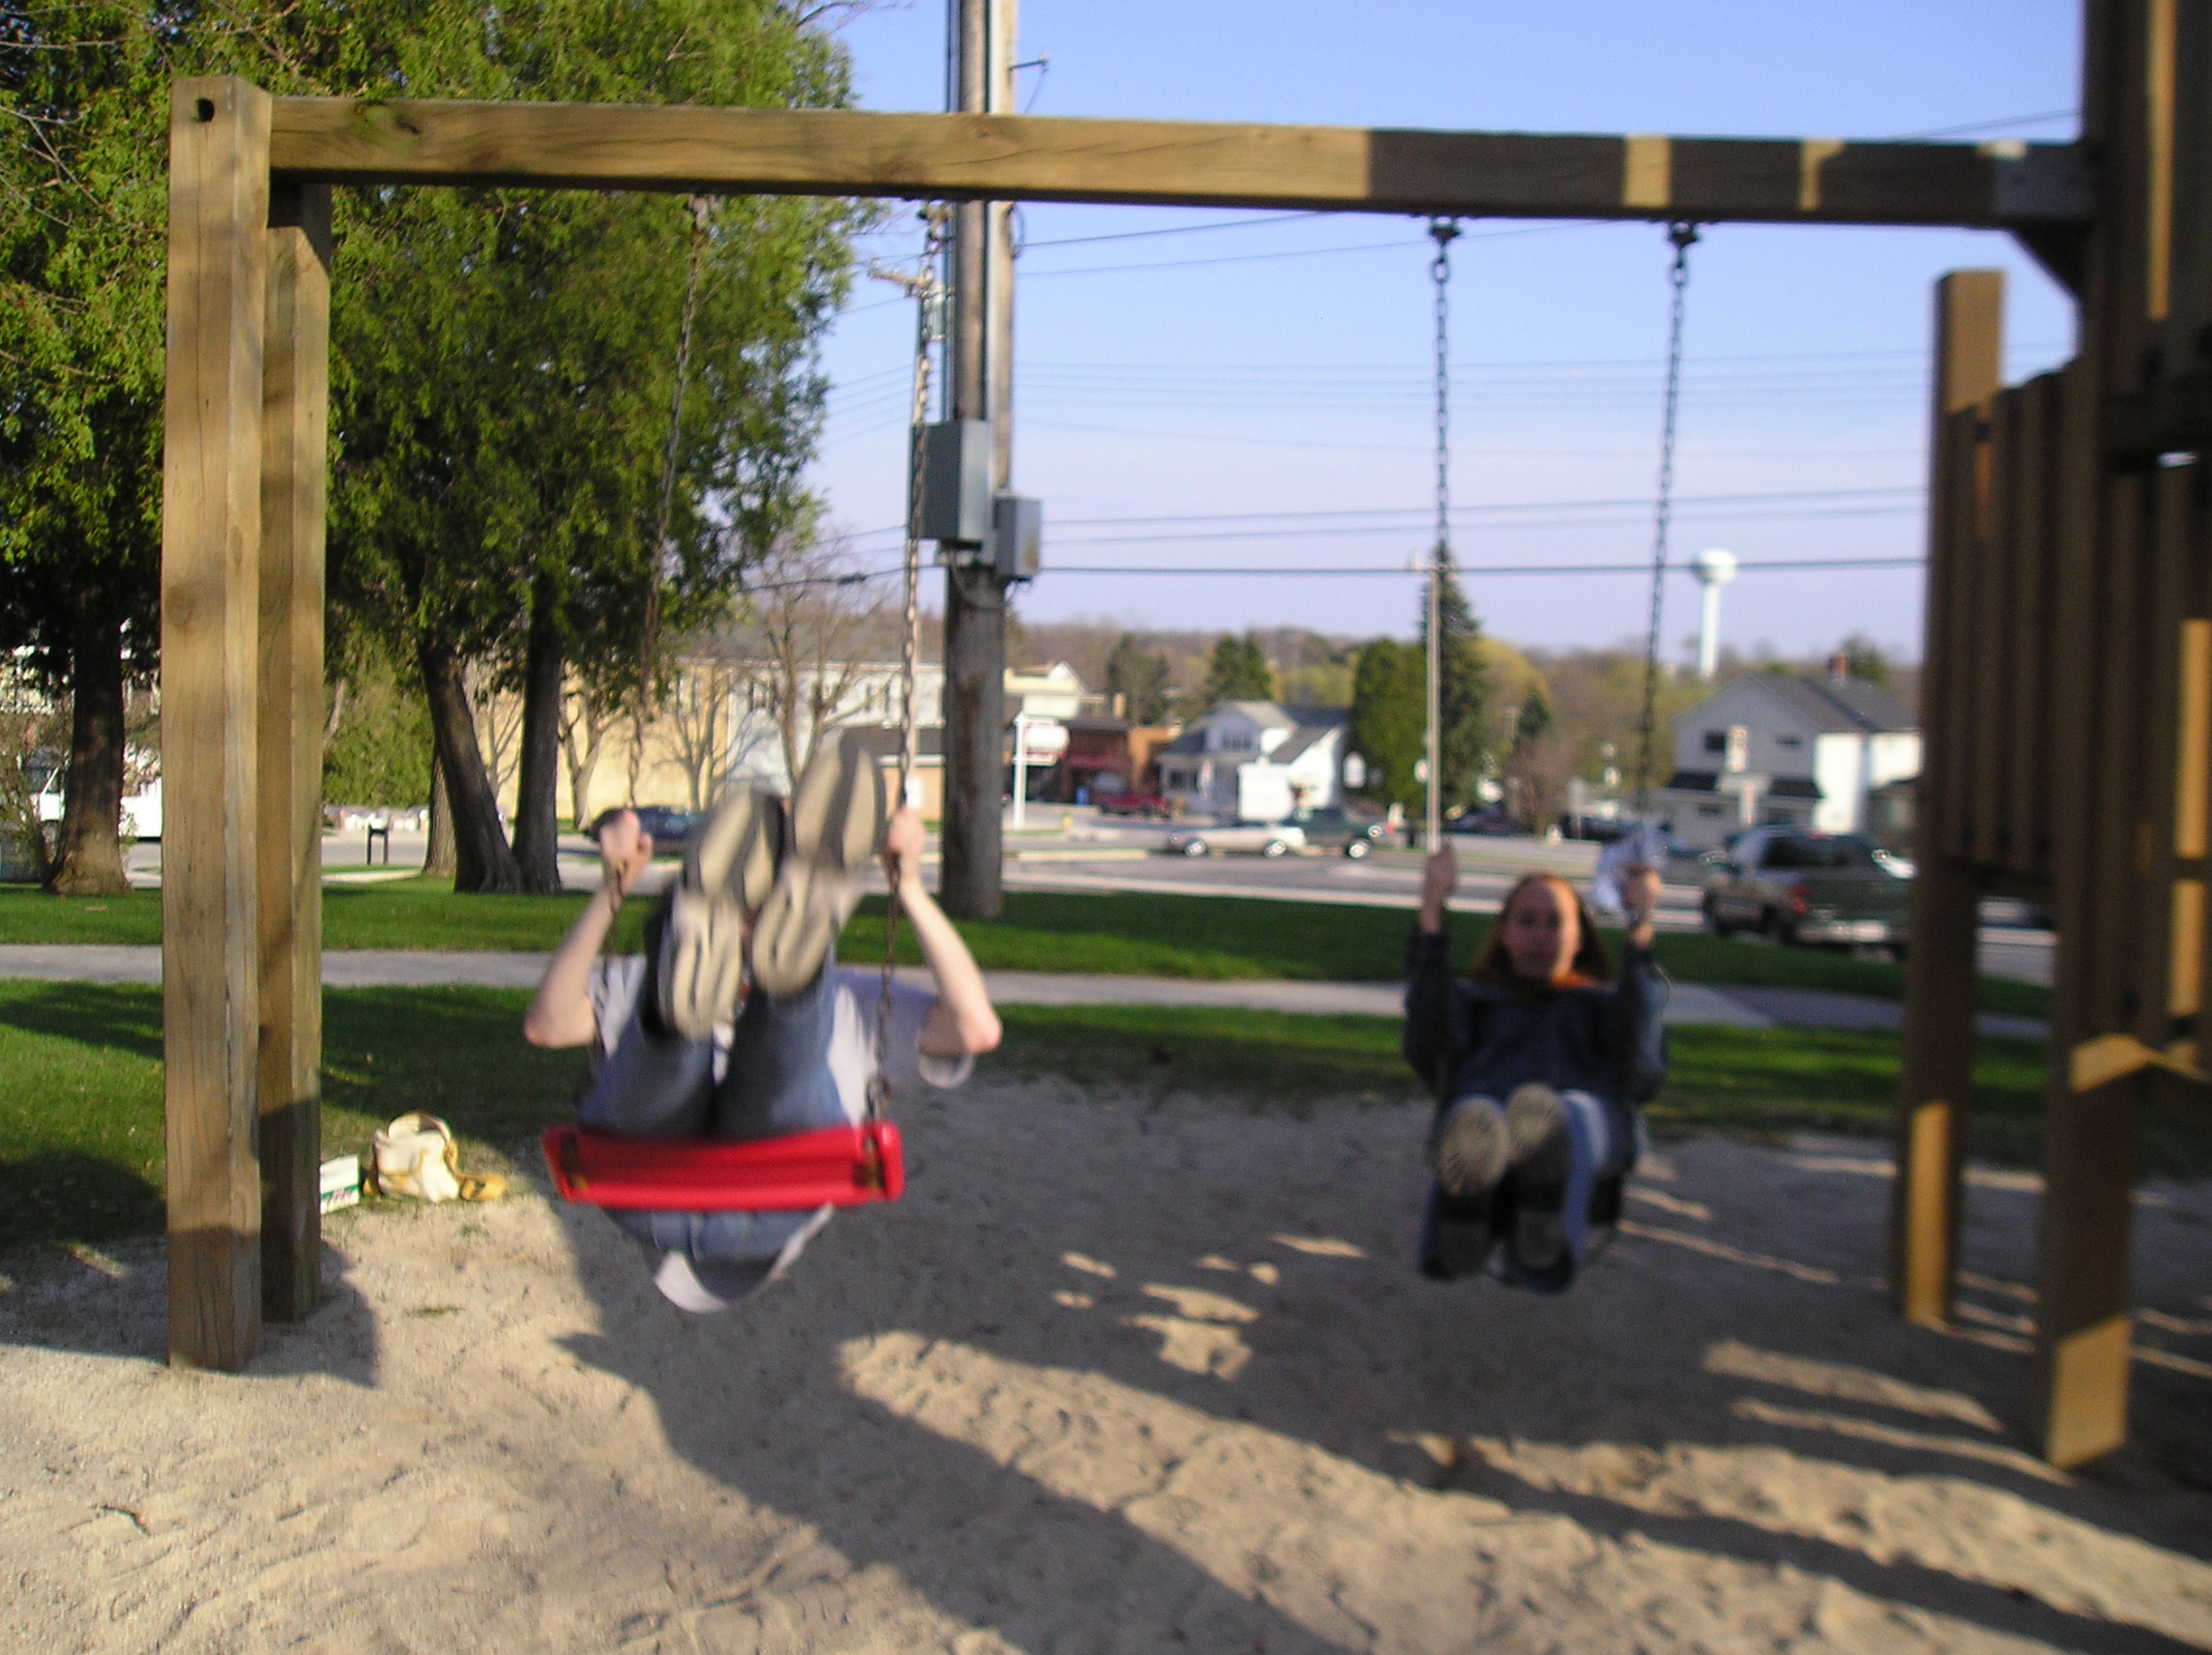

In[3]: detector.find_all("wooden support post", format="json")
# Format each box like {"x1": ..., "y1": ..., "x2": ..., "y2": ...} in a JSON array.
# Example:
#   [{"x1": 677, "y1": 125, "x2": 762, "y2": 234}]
[
  {"x1": 2029, "y1": 0, "x2": 2170, "y2": 1468},
  {"x1": 1890, "y1": 270, "x2": 2003, "y2": 1327},
  {"x1": 257, "y1": 183, "x2": 330, "y2": 1323},
  {"x1": 160, "y1": 76, "x2": 271, "y2": 1370}
]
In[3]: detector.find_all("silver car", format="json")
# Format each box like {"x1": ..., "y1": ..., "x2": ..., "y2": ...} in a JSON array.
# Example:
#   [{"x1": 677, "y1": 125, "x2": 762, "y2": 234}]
[{"x1": 1162, "y1": 819, "x2": 1307, "y2": 858}]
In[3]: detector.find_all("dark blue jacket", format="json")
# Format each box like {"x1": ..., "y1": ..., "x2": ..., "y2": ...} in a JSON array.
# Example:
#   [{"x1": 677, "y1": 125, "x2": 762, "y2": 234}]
[{"x1": 1402, "y1": 924, "x2": 1668, "y2": 1109}]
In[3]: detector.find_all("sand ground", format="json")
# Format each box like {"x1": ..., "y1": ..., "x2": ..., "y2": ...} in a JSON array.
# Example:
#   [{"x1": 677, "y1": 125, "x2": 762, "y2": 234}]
[{"x1": 3, "y1": 1080, "x2": 2209, "y2": 1655}]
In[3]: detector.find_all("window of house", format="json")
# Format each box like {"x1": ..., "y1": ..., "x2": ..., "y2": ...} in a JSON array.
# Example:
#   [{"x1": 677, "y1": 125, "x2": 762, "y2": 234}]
[
  {"x1": 1776, "y1": 734, "x2": 1803, "y2": 749},
  {"x1": 1703, "y1": 730, "x2": 1727, "y2": 753}
]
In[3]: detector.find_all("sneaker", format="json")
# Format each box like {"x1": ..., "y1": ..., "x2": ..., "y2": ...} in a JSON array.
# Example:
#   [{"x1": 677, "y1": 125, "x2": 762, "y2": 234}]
[
  {"x1": 654, "y1": 786, "x2": 781, "y2": 1039},
  {"x1": 687, "y1": 782, "x2": 784, "y2": 915},
  {"x1": 1432, "y1": 1097, "x2": 1508, "y2": 1209},
  {"x1": 748, "y1": 733, "x2": 887, "y2": 999},
  {"x1": 1503, "y1": 1083, "x2": 1573, "y2": 1285}
]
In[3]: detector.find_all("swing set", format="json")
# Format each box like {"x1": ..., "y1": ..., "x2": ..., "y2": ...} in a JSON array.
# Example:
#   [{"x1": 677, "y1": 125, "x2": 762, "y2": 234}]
[{"x1": 162, "y1": 5, "x2": 2196, "y2": 1467}]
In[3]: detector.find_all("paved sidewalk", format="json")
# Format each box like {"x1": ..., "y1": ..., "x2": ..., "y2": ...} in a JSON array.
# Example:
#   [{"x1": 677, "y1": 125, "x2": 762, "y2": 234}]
[{"x1": 0, "y1": 945, "x2": 2056, "y2": 1034}]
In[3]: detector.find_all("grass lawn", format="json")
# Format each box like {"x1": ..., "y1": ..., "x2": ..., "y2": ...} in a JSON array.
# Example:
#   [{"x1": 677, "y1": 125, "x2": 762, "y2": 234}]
[
  {"x1": 0, "y1": 881, "x2": 2048, "y2": 1019},
  {"x1": 9, "y1": 984, "x2": 2201, "y2": 1253}
]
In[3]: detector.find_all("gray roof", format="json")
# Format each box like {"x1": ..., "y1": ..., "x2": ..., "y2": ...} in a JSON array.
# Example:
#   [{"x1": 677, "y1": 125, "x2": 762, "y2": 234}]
[
  {"x1": 1756, "y1": 674, "x2": 1916, "y2": 735},
  {"x1": 1214, "y1": 699, "x2": 1298, "y2": 730},
  {"x1": 1157, "y1": 727, "x2": 1208, "y2": 757}
]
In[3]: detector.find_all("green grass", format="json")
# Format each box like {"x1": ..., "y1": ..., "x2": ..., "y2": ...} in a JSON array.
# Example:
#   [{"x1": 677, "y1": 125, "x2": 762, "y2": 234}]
[
  {"x1": 5, "y1": 984, "x2": 2206, "y2": 1254},
  {"x1": 0, "y1": 880, "x2": 2048, "y2": 1020}
]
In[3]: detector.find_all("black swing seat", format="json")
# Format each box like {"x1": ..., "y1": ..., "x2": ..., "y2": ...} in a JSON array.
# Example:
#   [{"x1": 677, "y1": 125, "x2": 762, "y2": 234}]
[{"x1": 542, "y1": 1121, "x2": 905, "y2": 1211}]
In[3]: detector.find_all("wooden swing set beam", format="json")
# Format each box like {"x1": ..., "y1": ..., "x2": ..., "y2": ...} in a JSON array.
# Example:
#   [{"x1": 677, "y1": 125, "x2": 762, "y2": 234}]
[
  {"x1": 158, "y1": 9, "x2": 2178, "y2": 1475},
  {"x1": 264, "y1": 99, "x2": 2090, "y2": 233}
]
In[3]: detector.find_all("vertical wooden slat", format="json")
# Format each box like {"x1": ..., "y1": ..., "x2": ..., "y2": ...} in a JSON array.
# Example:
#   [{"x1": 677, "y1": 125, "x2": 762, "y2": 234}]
[
  {"x1": 2005, "y1": 374, "x2": 2060, "y2": 877},
  {"x1": 160, "y1": 76, "x2": 271, "y2": 1371},
  {"x1": 257, "y1": 184, "x2": 330, "y2": 1323},
  {"x1": 1890, "y1": 269, "x2": 2002, "y2": 1330},
  {"x1": 1972, "y1": 391, "x2": 2021, "y2": 867},
  {"x1": 1937, "y1": 407, "x2": 1987, "y2": 861},
  {"x1": 2139, "y1": 465, "x2": 2198, "y2": 1041},
  {"x1": 2032, "y1": 0, "x2": 2161, "y2": 1469}
]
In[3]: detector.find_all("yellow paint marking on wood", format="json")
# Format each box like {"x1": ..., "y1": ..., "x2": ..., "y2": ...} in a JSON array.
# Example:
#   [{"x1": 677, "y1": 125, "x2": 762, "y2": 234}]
[
  {"x1": 1798, "y1": 138, "x2": 1846, "y2": 212},
  {"x1": 1622, "y1": 134, "x2": 1671, "y2": 209}
]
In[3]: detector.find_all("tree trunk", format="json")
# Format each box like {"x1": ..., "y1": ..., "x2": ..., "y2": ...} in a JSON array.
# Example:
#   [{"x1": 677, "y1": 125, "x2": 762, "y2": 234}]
[
  {"x1": 562, "y1": 697, "x2": 605, "y2": 831},
  {"x1": 510, "y1": 584, "x2": 565, "y2": 894},
  {"x1": 424, "y1": 757, "x2": 456, "y2": 879},
  {"x1": 48, "y1": 602, "x2": 129, "y2": 896},
  {"x1": 418, "y1": 640, "x2": 520, "y2": 893}
]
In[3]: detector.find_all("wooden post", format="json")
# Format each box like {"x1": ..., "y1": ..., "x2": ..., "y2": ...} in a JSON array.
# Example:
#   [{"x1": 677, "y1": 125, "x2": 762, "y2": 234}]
[
  {"x1": 257, "y1": 183, "x2": 330, "y2": 1322},
  {"x1": 160, "y1": 76, "x2": 271, "y2": 1370},
  {"x1": 2029, "y1": 0, "x2": 2164, "y2": 1469},
  {"x1": 1890, "y1": 271, "x2": 2001, "y2": 1327}
]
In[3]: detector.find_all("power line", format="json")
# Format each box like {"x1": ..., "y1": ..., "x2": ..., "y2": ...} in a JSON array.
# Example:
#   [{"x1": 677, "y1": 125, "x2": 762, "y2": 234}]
[{"x1": 1033, "y1": 555, "x2": 1927, "y2": 576}]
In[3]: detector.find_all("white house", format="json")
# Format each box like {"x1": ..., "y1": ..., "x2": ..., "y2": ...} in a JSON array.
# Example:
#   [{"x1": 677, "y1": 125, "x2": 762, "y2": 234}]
[
  {"x1": 1657, "y1": 671, "x2": 1920, "y2": 852},
  {"x1": 724, "y1": 661, "x2": 947, "y2": 793},
  {"x1": 1154, "y1": 701, "x2": 1352, "y2": 820}
]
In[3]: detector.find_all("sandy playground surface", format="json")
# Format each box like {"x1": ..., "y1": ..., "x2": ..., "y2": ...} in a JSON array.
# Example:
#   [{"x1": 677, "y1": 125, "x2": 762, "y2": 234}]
[{"x1": 2, "y1": 1078, "x2": 2210, "y2": 1655}]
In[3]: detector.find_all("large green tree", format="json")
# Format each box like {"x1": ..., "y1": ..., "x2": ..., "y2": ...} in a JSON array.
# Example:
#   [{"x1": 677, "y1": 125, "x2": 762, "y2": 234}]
[
  {"x1": 1202, "y1": 631, "x2": 1275, "y2": 708},
  {"x1": 1105, "y1": 632, "x2": 1174, "y2": 725},
  {"x1": 329, "y1": 0, "x2": 859, "y2": 893},
  {"x1": 1350, "y1": 638, "x2": 1424, "y2": 814}
]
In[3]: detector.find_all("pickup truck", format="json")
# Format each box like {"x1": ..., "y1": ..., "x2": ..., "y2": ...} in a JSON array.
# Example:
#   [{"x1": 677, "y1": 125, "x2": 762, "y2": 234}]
[
  {"x1": 1702, "y1": 828, "x2": 1911, "y2": 950},
  {"x1": 1285, "y1": 805, "x2": 1390, "y2": 858},
  {"x1": 1162, "y1": 819, "x2": 1307, "y2": 858}
]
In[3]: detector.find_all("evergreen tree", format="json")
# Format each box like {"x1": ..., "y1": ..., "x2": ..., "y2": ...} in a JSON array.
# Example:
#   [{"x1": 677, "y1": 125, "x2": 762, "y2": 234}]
[
  {"x1": 1202, "y1": 631, "x2": 1275, "y2": 707},
  {"x1": 1105, "y1": 633, "x2": 1174, "y2": 724},
  {"x1": 1350, "y1": 639, "x2": 1425, "y2": 812},
  {"x1": 1512, "y1": 684, "x2": 1555, "y2": 750},
  {"x1": 1416, "y1": 549, "x2": 1490, "y2": 812},
  {"x1": 1837, "y1": 632, "x2": 1894, "y2": 688}
]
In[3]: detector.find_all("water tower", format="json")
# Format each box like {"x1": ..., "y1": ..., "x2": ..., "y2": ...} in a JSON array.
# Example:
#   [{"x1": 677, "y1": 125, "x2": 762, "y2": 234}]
[{"x1": 1690, "y1": 548, "x2": 1738, "y2": 679}]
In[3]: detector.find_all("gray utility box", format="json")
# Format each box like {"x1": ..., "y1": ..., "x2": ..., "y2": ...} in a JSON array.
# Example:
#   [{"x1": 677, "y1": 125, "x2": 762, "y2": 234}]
[
  {"x1": 994, "y1": 493, "x2": 1041, "y2": 581},
  {"x1": 919, "y1": 421, "x2": 994, "y2": 547}
]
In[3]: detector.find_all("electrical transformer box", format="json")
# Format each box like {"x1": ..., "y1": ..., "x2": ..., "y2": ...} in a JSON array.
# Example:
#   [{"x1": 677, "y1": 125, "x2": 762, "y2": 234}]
[
  {"x1": 994, "y1": 494, "x2": 1042, "y2": 581},
  {"x1": 919, "y1": 421, "x2": 994, "y2": 546}
]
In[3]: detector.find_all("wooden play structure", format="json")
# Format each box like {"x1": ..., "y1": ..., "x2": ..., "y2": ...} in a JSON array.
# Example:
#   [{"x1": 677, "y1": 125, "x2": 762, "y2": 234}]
[{"x1": 160, "y1": 2, "x2": 2192, "y2": 1465}]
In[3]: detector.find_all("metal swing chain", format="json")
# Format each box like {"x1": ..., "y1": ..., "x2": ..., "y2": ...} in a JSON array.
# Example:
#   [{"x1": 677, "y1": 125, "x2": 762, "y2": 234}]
[
  {"x1": 864, "y1": 208, "x2": 948, "y2": 1126},
  {"x1": 1631, "y1": 221, "x2": 1700, "y2": 811},
  {"x1": 641, "y1": 195, "x2": 715, "y2": 689},
  {"x1": 1425, "y1": 218, "x2": 1458, "y2": 854}
]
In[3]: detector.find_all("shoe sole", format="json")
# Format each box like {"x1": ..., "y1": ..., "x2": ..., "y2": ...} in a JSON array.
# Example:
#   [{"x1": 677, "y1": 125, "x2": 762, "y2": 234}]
[
  {"x1": 787, "y1": 729, "x2": 887, "y2": 877},
  {"x1": 1433, "y1": 1100, "x2": 1508, "y2": 1206},
  {"x1": 685, "y1": 785, "x2": 782, "y2": 915},
  {"x1": 657, "y1": 886, "x2": 749, "y2": 1040},
  {"x1": 1505, "y1": 1084, "x2": 1571, "y2": 1274},
  {"x1": 748, "y1": 862, "x2": 860, "y2": 1000}
]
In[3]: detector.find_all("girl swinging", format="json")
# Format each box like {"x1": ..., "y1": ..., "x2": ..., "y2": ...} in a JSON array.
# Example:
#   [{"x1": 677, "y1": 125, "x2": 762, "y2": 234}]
[{"x1": 1405, "y1": 848, "x2": 1667, "y2": 1292}]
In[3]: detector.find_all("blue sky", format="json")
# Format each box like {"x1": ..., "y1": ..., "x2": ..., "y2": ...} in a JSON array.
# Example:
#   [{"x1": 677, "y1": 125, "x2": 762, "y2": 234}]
[{"x1": 804, "y1": 2, "x2": 2081, "y2": 663}]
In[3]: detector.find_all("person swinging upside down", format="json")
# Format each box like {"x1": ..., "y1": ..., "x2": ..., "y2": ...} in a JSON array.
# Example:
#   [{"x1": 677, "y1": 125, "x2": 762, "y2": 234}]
[
  {"x1": 1405, "y1": 848, "x2": 1667, "y2": 1292},
  {"x1": 524, "y1": 734, "x2": 1001, "y2": 1313}
]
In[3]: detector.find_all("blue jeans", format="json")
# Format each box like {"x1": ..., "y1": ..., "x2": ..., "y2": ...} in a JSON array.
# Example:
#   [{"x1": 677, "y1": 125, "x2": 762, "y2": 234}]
[{"x1": 577, "y1": 952, "x2": 852, "y2": 1272}]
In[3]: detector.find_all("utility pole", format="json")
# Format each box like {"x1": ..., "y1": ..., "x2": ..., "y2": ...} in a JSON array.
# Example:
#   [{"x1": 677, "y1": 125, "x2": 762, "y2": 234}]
[{"x1": 938, "y1": 0, "x2": 1017, "y2": 917}]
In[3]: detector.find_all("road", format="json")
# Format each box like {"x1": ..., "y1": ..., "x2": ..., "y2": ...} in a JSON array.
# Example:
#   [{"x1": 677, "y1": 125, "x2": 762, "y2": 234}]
[{"x1": 122, "y1": 808, "x2": 2055, "y2": 986}]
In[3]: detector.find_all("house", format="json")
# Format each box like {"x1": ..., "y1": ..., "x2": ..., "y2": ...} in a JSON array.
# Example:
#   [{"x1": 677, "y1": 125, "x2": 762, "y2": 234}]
[
  {"x1": 1154, "y1": 702, "x2": 1353, "y2": 820},
  {"x1": 1004, "y1": 661, "x2": 1088, "y2": 721},
  {"x1": 1042, "y1": 716, "x2": 1180, "y2": 801},
  {"x1": 1657, "y1": 670, "x2": 1921, "y2": 853}
]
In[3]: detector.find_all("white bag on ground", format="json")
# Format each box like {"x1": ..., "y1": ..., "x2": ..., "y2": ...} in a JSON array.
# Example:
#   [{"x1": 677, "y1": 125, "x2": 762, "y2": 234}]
[{"x1": 371, "y1": 1112, "x2": 505, "y2": 1203}]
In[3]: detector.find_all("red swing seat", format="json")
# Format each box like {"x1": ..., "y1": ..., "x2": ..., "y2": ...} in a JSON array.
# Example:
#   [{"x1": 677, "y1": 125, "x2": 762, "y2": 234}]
[{"x1": 541, "y1": 1120, "x2": 905, "y2": 1212}]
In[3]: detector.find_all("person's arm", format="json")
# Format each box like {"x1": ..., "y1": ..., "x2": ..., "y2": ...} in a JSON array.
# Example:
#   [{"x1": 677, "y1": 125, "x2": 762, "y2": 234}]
[
  {"x1": 1404, "y1": 846, "x2": 1459, "y2": 1090},
  {"x1": 1611, "y1": 863, "x2": 1668, "y2": 1102},
  {"x1": 884, "y1": 808, "x2": 1002, "y2": 1057},
  {"x1": 523, "y1": 812, "x2": 653, "y2": 1049}
]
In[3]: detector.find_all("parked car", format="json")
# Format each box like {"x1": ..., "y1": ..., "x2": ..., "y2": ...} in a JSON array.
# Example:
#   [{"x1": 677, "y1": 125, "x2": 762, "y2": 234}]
[
  {"x1": 589, "y1": 804, "x2": 697, "y2": 854},
  {"x1": 1285, "y1": 804, "x2": 1389, "y2": 858},
  {"x1": 1162, "y1": 819, "x2": 1307, "y2": 858},
  {"x1": 1446, "y1": 804, "x2": 1522, "y2": 837},
  {"x1": 1556, "y1": 812, "x2": 1633, "y2": 843},
  {"x1": 1702, "y1": 828, "x2": 1911, "y2": 949},
  {"x1": 1095, "y1": 792, "x2": 1171, "y2": 818}
]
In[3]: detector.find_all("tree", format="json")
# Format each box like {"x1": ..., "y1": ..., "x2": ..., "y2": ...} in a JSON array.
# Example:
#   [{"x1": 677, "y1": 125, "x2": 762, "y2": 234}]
[
  {"x1": 723, "y1": 534, "x2": 885, "y2": 787},
  {"x1": 1512, "y1": 685, "x2": 1555, "y2": 749},
  {"x1": 1416, "y1": 549, "x2": 1490, "y2": 813},
  {"x1": 1350, "y1": 639, "x2": 1425, "y2": 813},
  {"x1": 1837, "y1": 632, "x2": 1895, "y2": 688},
  {"x1": 1203, "y1": 632, "x2": 1275, "y2": 707},
  {"x1": 1105, "y1": 633, "x2": 1174, "y2": 724},
  {"x1": 1502, "y1": 684, "x2": 1572, "y2": 831}
]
